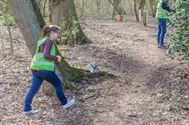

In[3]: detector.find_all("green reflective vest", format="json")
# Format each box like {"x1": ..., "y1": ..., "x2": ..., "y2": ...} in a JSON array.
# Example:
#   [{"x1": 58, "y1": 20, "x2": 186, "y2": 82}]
[
  {"x1": 30, "y1": 36, "x2": 56, "y2": 71},
  {"x1": 156, "y1": 0, "x2": 169, "y2": 19}
]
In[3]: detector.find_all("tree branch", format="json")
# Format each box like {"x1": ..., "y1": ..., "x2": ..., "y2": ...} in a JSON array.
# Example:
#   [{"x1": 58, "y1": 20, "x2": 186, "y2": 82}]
[{"x1": 1, "y1": 0, "x2": 8, "y2": 4}]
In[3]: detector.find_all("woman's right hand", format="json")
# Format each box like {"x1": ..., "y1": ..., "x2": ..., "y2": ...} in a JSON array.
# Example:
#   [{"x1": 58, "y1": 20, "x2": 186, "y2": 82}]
[{"x1": 56, "y1": 55, "x2": 62, "y2": 63}]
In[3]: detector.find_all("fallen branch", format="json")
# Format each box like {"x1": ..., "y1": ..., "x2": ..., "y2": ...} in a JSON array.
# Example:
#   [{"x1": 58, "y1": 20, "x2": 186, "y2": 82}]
[
  {"x1": 3, "y1": 37, "x2": 22, "y2": 44},
  {"x1": 0, "y1": 61, "x2": 16, "y2": 72},
  {"x1": 159, "y1": 65, "x2": 181, "y2": 71},
  {"x1": 14, "y1": 59, "x2": 30, "y2": 62}
]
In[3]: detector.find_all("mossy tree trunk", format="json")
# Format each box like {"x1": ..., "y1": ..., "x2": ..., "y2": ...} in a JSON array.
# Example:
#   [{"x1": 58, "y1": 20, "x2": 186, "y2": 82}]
[{"x1": 49, "y1": 0, "x2": 90, "y2": 45}]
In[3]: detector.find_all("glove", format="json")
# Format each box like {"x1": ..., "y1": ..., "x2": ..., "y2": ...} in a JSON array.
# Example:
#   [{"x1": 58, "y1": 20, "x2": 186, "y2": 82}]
[{"x1": 56, "y1": 55, "x2": 62, "y2": 63}]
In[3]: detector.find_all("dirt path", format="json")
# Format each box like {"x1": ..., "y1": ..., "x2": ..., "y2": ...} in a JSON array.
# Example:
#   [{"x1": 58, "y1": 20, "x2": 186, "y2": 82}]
[
  {"x1": 84, "y1": 20, "x2": 155, "y2": 124},
  {"x1": 0, "y1": 18, "x2": 188, "y2": 125},
  {"x1": 73, "y1": 18, "x2": 180, "y2": 125}
]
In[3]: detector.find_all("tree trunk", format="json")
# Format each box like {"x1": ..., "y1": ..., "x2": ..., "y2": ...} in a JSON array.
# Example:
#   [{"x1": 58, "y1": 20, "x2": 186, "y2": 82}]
[
  {"x1": 148, "y1": 0, "x2": 156, "y2": 17},
  {"x1": 108, "y1": 0, "x2": 122, "y2": 20},
  {"x1": 133, "y1": 0, "x2": 139, "y2": 21},
  {"x1": 49, "y1": 0, "x2": 90, "y2": 45},
  {"x1": 139, "y1": 0, "x2": 146, "y2": 10},
  {"x1": 42, "y1": 0, "x2": 48, "y2": 17},
  {"x1": 143, "y1": 5, "x2": 148, "y2": 26},
  {"x1": 96, "y1": 0, "x2": 101, "y2": 17},
  {"x1": 3, "y1": 6, "x2": 14, "y2": 53},
  {"x1": 8, "y1": 0, "x2": 45, "y2": 55},
  {"x1": 80, "y1": 0, "x2": 85, "y2": 19},
  {"x1": 139, "y1": 0, "x2": 148, "y2": 26},
  {"x1": 112, "y1": 8, "x2": 116, "y2": 20}
]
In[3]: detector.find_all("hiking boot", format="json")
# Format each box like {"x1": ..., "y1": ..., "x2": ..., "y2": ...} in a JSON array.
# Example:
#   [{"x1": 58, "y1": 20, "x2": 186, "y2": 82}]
[{"x1": 62, "y1": 99, "x2": 75, "y2": 109}]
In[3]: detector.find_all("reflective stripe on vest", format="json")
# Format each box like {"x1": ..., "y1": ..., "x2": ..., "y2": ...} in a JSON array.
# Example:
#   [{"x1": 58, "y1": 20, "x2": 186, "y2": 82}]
[
  {"x1": 36, "y1": 53, "x2": 45, "y2": 58},
  {"x1": 32, "y1": 61, "x2": 55, "y2": 67}
]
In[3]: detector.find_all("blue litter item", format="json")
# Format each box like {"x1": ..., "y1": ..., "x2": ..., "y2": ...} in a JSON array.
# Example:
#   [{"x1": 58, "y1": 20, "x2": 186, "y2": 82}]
[{"x1": 89, "y1": 64, "x2": 99, "y2": 73}]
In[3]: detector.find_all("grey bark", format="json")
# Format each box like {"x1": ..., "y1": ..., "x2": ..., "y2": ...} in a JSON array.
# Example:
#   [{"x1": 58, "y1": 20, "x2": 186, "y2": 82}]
[{"x1": 8, "y1": 0, "x2": 45, "y2": 55}]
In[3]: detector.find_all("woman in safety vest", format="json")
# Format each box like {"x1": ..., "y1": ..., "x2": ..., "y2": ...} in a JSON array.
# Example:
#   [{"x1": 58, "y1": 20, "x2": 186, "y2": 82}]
[
  {"x1": 156, "y1": 0, "x2": 175, "y2": 48},
  {"x1": 24, "y1": 25, "x2": 75, "y2": 115}
]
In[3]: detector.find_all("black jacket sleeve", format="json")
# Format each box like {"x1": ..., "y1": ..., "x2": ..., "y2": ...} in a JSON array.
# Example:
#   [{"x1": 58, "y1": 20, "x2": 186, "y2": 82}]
[{"x1": 162, "y1": 1, "x2": 175, "y2": 12}]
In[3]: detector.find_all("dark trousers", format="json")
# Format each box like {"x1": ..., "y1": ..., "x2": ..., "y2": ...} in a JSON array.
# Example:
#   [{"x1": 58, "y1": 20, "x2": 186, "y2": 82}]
[
  {"x1": 157, "y1": 18, "x2": 167, "y2": 46},
  {"x1": 24, "y1": 70, "x2": 67, "y2": 112}
]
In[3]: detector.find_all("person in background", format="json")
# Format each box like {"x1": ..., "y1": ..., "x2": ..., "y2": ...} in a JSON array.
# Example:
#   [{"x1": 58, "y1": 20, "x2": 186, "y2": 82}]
[
  {"x1": 156, "y1": 0, "x2": 175, "y2": 48},
  {"x1": 24, "y1": 25, "x2": 75, "y2": 115}
]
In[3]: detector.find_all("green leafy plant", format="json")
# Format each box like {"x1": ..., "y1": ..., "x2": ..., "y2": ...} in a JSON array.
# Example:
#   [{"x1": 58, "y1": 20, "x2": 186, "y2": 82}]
[{"x1": 167, "y1": 0, "x2": 189, "y2": 61}]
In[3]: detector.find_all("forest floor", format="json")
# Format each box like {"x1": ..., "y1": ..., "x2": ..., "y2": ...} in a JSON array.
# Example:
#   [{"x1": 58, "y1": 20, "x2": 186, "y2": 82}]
[{"x1": 0, "y1": 17, "x2": 189, "y2": 125}]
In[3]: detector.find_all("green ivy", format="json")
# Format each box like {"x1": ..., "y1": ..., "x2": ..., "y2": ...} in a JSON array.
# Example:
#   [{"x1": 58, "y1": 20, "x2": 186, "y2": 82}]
[
  {"x1": 0, "y1": 1, "x2": 16, "y2": 27},
  {"x1": 60, "y1": 16, "x2": 80, "y2": 45},
  {"x1": 0, "y1": 13, "x2": 17, "y2": 27},
  {"x1": 167, "y1": 0, "x2": 189, "y2": 61}
]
